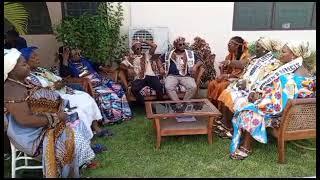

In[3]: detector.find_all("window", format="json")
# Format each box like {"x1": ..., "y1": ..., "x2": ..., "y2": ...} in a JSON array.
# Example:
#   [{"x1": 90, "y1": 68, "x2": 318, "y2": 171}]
[
  {"x1": 233, "y1": 2, "x2": 316, "y2": 30},
  {"x1": 4, "y1": 2, "x2": 53, "y2": 34},
  {"x1": 132, "y1": 30, "x2": 154, "y2": 52},
  {"x1": 62, "y1": 2, "x2": 101, "y2": 18}
]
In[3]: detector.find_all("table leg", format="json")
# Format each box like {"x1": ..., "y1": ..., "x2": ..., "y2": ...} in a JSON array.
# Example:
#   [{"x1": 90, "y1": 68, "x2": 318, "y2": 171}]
[
  {"x1": 208, "y1": 116, "x2": 214, "y2": 144},
  {"x1": 155, "y1": 118, "x2": 161, "y2": 149}
]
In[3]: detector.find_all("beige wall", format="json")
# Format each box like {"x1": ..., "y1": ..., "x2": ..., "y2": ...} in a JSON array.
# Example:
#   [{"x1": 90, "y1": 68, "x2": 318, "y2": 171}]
[
  {"x1": 21, "y1": 2, "x2": 63, "y2": 68},
  {"x1": 130, "y1": 2, "x2": 316, "y2": 75}
]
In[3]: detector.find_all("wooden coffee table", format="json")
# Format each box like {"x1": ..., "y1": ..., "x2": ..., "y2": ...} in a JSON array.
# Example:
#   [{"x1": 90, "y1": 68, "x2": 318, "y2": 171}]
[{"x1": 145, "y1": 99, "x2": 222, "y2": 149}]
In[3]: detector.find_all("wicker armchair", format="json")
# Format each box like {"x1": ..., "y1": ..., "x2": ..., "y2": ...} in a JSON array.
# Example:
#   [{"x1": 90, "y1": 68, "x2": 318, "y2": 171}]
[{"x1": 269, "y1": 98, "x2": 316, "y2": 164}]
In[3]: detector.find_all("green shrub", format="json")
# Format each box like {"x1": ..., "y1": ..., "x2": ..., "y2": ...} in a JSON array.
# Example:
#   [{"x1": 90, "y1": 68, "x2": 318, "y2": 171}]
[{"x1": 54, "y1": 2, "x2": 128, "y2": 65}]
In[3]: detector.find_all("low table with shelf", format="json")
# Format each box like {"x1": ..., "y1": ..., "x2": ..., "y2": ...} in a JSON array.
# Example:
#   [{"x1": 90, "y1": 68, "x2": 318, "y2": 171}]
[{"x1": 145, "y1": 99, "x2": 222, "y2": 149}]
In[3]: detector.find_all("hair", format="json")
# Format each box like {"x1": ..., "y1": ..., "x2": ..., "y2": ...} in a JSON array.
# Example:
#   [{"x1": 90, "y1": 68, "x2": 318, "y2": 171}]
[
  {"x1": 230, "y1": 36, "x2": 245, "y2": 60},
  {"x1": 7, "y1": 29, "x2": 19, "y2": 37}
]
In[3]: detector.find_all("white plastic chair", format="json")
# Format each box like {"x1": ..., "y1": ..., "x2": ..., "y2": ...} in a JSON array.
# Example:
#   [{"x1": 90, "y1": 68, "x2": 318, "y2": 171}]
[{"x1": 10, "y1": 142, "x2": 43, "y2": 178}]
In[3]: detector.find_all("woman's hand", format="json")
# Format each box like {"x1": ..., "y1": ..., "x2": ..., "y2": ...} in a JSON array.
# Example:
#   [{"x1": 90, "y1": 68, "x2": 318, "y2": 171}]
[
  {"x1": 248, "y1": 92, "x2": 261, "y2": 103},
  {"x1": 57, "y1": 111, "x2": 68, "y2": 122},
  {"x1": 236, "y1": 80, "x2": 247, "y2": 90},
  {"x1": 216, "y1": 74, "x2": 229, "y2": 81},
  {"x1": 62, "y1": 47, "x2": 70, "y2": 62},
  {"x1": 54, "y1": 80, "x2": 65, "y2": 90}
]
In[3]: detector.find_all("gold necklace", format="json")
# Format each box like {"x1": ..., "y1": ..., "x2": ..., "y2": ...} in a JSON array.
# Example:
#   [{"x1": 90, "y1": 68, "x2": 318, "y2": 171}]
[{"x1": 7, "y1": 78, "x2": 33, "y2": 88}]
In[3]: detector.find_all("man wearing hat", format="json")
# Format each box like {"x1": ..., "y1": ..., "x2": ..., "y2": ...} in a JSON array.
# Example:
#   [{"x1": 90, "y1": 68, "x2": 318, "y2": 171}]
[{"x1": 120, "y1": 39, "x2": 164, "y2": 105}]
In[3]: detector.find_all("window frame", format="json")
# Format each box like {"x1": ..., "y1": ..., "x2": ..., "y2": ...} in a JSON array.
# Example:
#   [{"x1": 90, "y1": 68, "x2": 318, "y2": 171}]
[
  {"x1": 233, "y1": 2, "x2": 316, "y2": 31},
  {"x1": 61, "y1": 2, "x2": 101, "y2": 19}
]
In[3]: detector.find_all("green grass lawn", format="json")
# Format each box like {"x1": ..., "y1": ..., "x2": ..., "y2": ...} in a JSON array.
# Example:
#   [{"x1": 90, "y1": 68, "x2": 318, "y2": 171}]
[{"x1": 4, "y1": 106, "x2": 316, "y2": 178}]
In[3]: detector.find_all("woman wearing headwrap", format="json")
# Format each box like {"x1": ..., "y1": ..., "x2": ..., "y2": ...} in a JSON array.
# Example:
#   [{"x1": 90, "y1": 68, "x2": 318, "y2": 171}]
[
  {"x1": 19, "y1": 46, "x2": 112, "y2": 139},
  {"x1": 229, "y1": 41, "x2": 316, "y2": 160},
  {"x1": 4, "y1": 48, "x2": 96, "y2": 177},
  {"x1": 68, "y1": 48, "x2": 132, "y2": 124},
  {"x1": 207, "y1": 36, "x2": 250, "y2": 107},
  {"x1": 215, "y1": 37, "x2": 283, "y2": 138}
]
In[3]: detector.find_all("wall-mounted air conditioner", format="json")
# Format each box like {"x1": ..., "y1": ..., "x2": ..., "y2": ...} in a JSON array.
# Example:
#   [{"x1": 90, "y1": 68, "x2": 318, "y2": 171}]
[{"x1": 129, "y1": 27, "x2": 170, "y2": 54}]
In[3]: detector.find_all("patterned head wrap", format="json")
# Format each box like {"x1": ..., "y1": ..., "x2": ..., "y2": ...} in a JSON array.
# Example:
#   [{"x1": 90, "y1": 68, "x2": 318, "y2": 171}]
[
  {"x1": 285, "y1": 41, "x2": 311, "y2": 59},
  {"x1": 19, "y1": 46, "x2": 38, "y2": 61},
  {"x1": 4, "y1": 48, "x2": 21, "y2": 81},
  {"x1": 256, "y1": 37, "x2": 283, "y2": 52},
  {"x1": 173, "y1": 36, "x2": 186, "y2": 46}
]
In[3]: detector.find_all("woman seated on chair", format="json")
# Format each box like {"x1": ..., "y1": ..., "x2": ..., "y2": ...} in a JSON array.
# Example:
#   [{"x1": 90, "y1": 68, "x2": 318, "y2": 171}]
[
  {"x1": 19, "y1": 46, "x2": 111, "y2": 138},
  {"x1": 229, "y1": 41, "x2": 316, "y2": 160},
  {"x1": 67, "y1": 48, "x2": 132, "y2": 124},
  {"x1": 207, "y1": 36, "x2": 251, "y2": 106},
  {"x1": 215, "y1": 37, "x2": 283, "y2": 139},
  {"x1": 4, "y1": 48, "x2": 96, "y2": 177}
]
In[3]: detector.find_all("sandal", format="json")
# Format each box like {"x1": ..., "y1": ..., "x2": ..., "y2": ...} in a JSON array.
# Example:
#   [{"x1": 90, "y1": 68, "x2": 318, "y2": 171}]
[
  {"x1": 91, "y1": 144, "x2": 108, "y2": 154},
  {"x1": 214, "y1": 129, "x2": 232, "y2": 139},
  {"x1": 230, "y1": 149, "x2": 248, "y2": 160},
  {"x1": 239, "y1": 146, "x2": 252, "y2": 155},
  {"x1": 93, "y1": 129, "x2": 113, "y2": 138},
  {"x1": 81, "y1": 161, "x2": 101, "y2": 170}
]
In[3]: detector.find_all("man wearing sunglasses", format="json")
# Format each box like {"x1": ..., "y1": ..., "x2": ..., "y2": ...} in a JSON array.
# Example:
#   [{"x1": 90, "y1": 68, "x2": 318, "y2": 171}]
[
  {"x1": 158, "y1": 37, "x2": 202, "y2": 102},
  {"x1": 120, "y1": 39, "x2": 164, "y2": 105}
]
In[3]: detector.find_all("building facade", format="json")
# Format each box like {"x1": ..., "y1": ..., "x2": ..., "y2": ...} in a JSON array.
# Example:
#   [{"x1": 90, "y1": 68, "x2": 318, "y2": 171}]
[{"x1": 5, "y1": 2, "x2": 316, "y2": 70}]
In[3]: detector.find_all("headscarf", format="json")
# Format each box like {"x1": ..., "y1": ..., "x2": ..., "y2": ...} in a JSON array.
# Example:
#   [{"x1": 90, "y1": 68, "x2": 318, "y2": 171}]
[
  {"x1": 285, "y1": 41, "x2": 312, "y2": 59},
  {"x1": 4, "y1": 48, "x2": 21, "y2": 81},
  {"x1": 256, "y1": 37, "x2": 283, "y2": 52},
  {"x1": 19, "y1": 46, "x2": 38, "y2": 61},
  {"x1": 173, "y1": 36, "x2": 186, "y2": 46}
]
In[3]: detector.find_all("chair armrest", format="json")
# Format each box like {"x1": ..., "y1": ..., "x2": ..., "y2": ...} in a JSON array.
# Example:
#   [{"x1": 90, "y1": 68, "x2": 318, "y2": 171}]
[
  {"x1": 63, "y1": 77, "x2": 95, "y2": 97},
  {"x1": 279, "y1": 98, "x2": 316, "y2": 133}
]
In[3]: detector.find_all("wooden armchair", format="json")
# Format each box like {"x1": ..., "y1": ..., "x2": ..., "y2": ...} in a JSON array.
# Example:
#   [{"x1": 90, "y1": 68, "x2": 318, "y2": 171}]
[
  {"x1": 63, "y1": 76, "x2": 95, "y2": 97},
  {"x1": 269, "y1": 98, "x2": 316, "y2": 164}
]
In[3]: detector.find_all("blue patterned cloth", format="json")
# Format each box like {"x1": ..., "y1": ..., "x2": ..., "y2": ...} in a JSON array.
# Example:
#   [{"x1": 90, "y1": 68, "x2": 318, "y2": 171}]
[{"x1": 230, "y1": 73, "x2": 316, "y2": 154}]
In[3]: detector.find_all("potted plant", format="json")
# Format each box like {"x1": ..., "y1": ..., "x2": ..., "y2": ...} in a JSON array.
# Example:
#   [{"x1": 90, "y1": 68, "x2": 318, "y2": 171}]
[{"x1": 55, "y1": 2, "x2": 128, "y2": 68}]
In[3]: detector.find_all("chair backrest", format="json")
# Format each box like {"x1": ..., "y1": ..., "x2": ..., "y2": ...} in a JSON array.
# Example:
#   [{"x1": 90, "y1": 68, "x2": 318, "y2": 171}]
[{"x1": 281, "y1": 98, "x2": 316, "y2": 132}]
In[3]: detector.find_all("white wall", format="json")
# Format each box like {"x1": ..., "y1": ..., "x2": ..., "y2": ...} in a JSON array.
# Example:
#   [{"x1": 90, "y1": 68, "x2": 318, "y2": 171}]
[{"x1": 130, "y1": 2, "x2": 316, "y2": 74}]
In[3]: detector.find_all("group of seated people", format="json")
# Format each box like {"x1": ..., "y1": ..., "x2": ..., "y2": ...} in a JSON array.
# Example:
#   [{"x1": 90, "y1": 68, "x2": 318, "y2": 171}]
[{"x1": 4, "y1": 31, "x2": 316, "y2": 177}]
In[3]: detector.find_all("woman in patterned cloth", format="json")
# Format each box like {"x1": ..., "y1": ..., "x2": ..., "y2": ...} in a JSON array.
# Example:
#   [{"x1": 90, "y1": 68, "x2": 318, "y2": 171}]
[
  {"x1": 207, "y1": 36, "x2": 251, "y2": 106},
  {"x1": 215, "y1": 37, "x2": 283, "y2": 139},
  {"x1": 190, "y1": 37, "x2": 217, "y2": 89},
  {"x1": 20, "y1": 46, "x2": 110, "y2": 139},
  {"x1": 229, "y1": 41, "x2": 316, "y2": 160},
  {"x1": 67, "y1": 48, "x2": 132, "y2": 124},
  {"x1": 4, "y1": 48, "x2": 96, "y2": 177}
]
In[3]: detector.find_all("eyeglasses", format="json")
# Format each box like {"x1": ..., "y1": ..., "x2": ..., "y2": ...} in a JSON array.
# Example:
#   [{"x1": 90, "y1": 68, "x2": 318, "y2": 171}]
[{"x1": 178, "y1": 43, "x2": 185, "y2": 47}]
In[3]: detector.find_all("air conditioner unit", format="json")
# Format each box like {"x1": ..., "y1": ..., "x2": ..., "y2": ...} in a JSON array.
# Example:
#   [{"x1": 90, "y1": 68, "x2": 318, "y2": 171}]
[{"x1": 129, "y1": 27, "x2": 170, "y2": 54}]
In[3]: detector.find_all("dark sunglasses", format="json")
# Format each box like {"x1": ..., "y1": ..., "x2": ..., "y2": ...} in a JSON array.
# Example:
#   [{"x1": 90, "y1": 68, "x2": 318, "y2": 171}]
[{"x1": 178, "y1": 43, "x2": 185, "y2": 47}]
